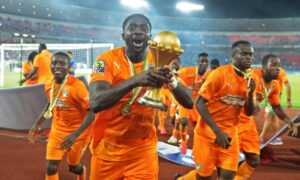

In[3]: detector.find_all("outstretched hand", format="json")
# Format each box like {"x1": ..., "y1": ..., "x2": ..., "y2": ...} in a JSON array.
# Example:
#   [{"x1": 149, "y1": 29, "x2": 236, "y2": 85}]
[
  {"x1": 28, "y1": 125, "x2": 42, "y2": 143},
  {"x1": 60, "y1": 133, "x2": 78, "y2": 150},
  {"x1": 288, "y1": 122, "x2": 298, "y2": 136}
]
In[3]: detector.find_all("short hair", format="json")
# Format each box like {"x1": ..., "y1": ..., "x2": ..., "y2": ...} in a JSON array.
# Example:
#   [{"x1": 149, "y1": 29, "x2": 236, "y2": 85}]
[
  {"x1": 231, "y1": 40, "x2": 251, "y2": 49},
  {"x1": 210, "y1": 58, "x2": 220, "y2": 66},
  {"x1": 28, "y1": 51, "x2": 38, "y2": 61},
  {"x1": 122, "y1": 14, "x2": 152, "y2": 31},
  {"x1": 39, "y1": 43, "x2": 47, "y2": 50},
  {"x1": 198, "y1": 52, "x2": 208, "y2": 57},
  {"x1": 262, "y1": 54, "x2": 277, "y2": 66},
  {"x1": 52, "y1": 52, "x2": 70, "y2": 64}
]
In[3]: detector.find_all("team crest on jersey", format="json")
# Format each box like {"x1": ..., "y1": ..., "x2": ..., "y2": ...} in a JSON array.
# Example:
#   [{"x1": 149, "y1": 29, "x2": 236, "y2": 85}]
[
  {"x1": 196, "y1": 163, "x2": 202, "y2": 170},
  {"x1": 93, "y1": 60, "x2": 105, "y2": 74},
  {"x1": 62, "y1": 89, "x2": 68, "y2": 97}
]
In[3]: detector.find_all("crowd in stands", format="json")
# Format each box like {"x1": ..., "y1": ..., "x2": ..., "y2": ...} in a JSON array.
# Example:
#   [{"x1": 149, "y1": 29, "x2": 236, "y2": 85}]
[{"x1": 1, "y1": 14, "x2": 300, "y2": 70}]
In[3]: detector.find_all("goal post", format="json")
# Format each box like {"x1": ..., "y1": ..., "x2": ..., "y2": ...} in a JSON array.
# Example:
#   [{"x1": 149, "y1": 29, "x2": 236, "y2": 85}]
[{"x1": 0, "y1": 43, "x2": 114, "y2": 87}]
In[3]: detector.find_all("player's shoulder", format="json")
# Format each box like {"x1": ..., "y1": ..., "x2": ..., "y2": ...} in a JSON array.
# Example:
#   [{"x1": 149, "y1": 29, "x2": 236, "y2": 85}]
[
  {"x1": 68, "y1": 76, "x2": 85, "y2": 86},
  {"x1": 212, "y1": 64, "x2": 231, "y2": 74},
  {"x1": 96, "y1": 47, "x2": 124, "y2": 61},
  {"x1": 178, "y1": 66, "x2": 194, "y2": 74}
]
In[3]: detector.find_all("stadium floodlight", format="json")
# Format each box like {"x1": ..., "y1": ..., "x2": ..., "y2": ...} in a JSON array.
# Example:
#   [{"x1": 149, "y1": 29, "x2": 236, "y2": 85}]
[
  {"x1": 13, "y1": 33, "x2": 20, "y2": 37},
  {"x1": 176, "y1": 2, "x2": 204, "y2": 12},
  {"x1": 121, "y1": 0, "x2": 149, "y2": 8}
]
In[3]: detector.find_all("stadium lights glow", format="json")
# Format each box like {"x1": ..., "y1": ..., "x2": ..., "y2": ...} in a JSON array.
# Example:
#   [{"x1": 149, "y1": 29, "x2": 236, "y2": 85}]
[
  {"x1": 22, "y1": 34, "x2": 29, "y2": 37},
  {"x1": 121, "y1": 0, "x2": 149, "y2": 8},
  {"x1": 31, "y1": 35, "x2": 36, "y2": 38},
  {"x1": 14, "y1": 33, "x2": 20, "y2": 37},
  {"x1": 176, "y1": 2, "x2": 204, "y2": 12}
]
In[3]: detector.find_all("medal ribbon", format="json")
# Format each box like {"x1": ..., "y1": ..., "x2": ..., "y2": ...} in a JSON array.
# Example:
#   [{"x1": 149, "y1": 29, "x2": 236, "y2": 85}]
[
  {"x1": 46, "y1": 75, "x2": 69, "y2": 113},
  {"x1": 262, "y1": 80, "x2": 272, "y2": 107},
  {"x1": 125, "y1": 53, "x2": 148, "y2": 105},
  {"x1": 232, "y1": 64, "x2": 253, "y2": 79}
]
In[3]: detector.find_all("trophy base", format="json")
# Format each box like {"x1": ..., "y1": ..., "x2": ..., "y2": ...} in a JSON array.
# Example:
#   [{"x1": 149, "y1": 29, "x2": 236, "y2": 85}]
[{"x1": 138, "y1": 95, "x2": 165, "y2": 110}]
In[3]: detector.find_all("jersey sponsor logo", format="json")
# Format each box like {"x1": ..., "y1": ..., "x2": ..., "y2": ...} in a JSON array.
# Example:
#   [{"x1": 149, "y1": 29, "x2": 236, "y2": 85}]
[
  {"x1": 220, "y1": 94, "x2": 245, "y2": 107},
  {"x1": 55, "y1": 99, "x2": 69, "y2": 109},
  {"x1": 93, "y1": 60, "x2": 105, "y2": 74}
]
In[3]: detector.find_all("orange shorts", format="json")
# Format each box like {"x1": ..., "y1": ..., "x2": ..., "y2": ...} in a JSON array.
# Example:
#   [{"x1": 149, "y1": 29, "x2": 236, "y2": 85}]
[
  {"x1": 46, "y1": 131, "x2": 90, "y2": 165},
  {"x1": 239, "y1": 123, "x2": 260, "y2": 155},
  {"x1": 193, "y1": 133, "x2": 239, "y2": 177},
  {"x1": 90, "y1": 153, "x2": 158, "y2": 180}
]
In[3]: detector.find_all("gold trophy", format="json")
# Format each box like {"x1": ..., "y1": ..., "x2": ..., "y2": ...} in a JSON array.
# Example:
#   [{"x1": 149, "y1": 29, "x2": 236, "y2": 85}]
[{"x1": 138, "y1": 31, "x2": 183, "y2": 110}]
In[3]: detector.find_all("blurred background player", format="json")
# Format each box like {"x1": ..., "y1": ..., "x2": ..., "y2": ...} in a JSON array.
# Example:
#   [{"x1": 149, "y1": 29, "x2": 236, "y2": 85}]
[
  {"x1": 22, "y1": 51, "x2": 38, "y2": 86},
  {"x1": 201, "y1": 58, "x2": 220, "y2": 83},
  {"x1": 156, "y1": 57, "x2": 181, "y2": 135},
  {"x1": 260, "y1": 65, "x2": 292, "y2": 145},
  {"x1": 20, "y1": 43, "x2": 53, "y2": 85},
  {"x1": 259, "y1": 55, "x2": 296, "y2": 145},
  {"x1": 67, "y1": 51, "x2": 77, "y2": 76},
  {"x1": 28, "y1": 52, "x2": 93, "y2": 180},
  {"x1": 169, "y1": 52, "x2": 208, "y2": 154}
]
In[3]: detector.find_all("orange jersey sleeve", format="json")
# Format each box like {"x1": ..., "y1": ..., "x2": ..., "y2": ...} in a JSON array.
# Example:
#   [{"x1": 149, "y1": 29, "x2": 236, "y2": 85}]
[
  {"x1": 89, "y1": 47, "x2": 157, "y2": 161},
  {"x1": 267, "y1": 80, "x2": 280, "y2": 106},
  {"x1": 278, "y1": 68, "x2": 288, "y2": 92}
]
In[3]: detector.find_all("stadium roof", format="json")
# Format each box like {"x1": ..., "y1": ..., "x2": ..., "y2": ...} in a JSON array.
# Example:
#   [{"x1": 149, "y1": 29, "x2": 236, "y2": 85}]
[{"x1": 65, "y1": 0, "x2": 300, "y2": 19}]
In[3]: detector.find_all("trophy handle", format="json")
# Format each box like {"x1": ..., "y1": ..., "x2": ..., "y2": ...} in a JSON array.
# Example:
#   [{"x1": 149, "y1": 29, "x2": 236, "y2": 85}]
[{"x1": 137, "y1": 87, "x2": 165, "y2": 110}]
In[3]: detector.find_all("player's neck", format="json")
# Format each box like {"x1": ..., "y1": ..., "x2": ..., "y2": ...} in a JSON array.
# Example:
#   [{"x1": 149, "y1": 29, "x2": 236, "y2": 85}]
[
  {"x1": 125, "y1": 48, "x2": 145, "y2": 63},
  {"x1": 55, "y1": 77, "x2": 64, "y2": 84},
  {"x1": 263, "y1": 72, "x2": 272, "y2": 83}
]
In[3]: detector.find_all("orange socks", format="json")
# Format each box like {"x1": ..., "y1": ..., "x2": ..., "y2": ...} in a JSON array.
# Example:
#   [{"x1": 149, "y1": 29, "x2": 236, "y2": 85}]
[
  {"x1": 234, "y1": 161, "x2": 254, "y2": 180},
  {"x1": 45, "y1": 173, "x2": 59, "y2": 180},
  {"x1": 177, "y1": 170, "x2": 197, "y2": 180}
]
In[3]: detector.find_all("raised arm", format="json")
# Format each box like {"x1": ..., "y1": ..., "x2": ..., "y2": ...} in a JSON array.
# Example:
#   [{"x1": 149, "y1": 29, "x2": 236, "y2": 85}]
[
  {"x1": 243, "y1": 78, "x2": 256, "y2": 116},
  {"x1": 272, "y1": 104, "x2": 298, "y2": 136}
]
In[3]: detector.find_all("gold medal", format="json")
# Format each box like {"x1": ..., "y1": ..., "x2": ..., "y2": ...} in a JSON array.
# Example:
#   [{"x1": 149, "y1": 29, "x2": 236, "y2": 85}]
[
  {"x1": 120, "y1": 102, "x2": 131, "y2": 116},
  {"x1": 43, "y1": 110, "x2": 52, "y2": 119}
]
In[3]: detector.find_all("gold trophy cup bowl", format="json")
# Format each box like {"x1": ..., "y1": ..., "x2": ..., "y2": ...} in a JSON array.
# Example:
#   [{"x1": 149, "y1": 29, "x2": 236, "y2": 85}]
[{"x1": 137, "y1": 31, "x2": 183, "y2": 110}]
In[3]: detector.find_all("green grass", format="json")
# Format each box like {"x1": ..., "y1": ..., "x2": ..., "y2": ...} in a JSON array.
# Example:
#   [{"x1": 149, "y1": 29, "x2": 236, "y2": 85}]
[
  {"x1": 280, "y1": 74, "x2": 300, "y2": 108},
  {"x1": 2, "y1": 70, "x2": 300, "y2": 108}
]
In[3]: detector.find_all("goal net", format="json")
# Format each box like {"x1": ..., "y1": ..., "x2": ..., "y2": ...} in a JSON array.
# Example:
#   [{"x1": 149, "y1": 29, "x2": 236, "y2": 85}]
[{"x1": 0, "y1": 43, "x2": 114, "y2": 87}]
